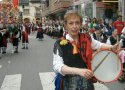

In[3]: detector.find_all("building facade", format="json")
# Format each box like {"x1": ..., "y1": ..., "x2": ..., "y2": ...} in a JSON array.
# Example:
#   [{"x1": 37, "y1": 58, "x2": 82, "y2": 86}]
[
  {"x1": 42, "y1": 0, "x2": 72, "y2": 20},
  {"x1": 18, "y1": 0, "x2": 125, "y2": 23},
  {"x1": 93, "y1": 0, "x2": 125, "y2": 21},
  {"x1": 18, "y1": 0, "x2": 45, "y2": 22}
]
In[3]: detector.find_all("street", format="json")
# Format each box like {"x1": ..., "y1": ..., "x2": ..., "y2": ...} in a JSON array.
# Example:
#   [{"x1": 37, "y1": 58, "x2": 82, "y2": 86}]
[{"x1": 0, "y1": 33, "x2": 125, "y2": 90}]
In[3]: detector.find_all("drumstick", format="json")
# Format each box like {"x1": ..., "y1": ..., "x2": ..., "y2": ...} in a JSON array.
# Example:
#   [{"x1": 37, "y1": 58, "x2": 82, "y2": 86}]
[
  {"x1": 116, "y1": 35, "x2": 119, "y2": 70},
  {"x1": 93, "y1": 52, "x2": 110, "y2": 72}
]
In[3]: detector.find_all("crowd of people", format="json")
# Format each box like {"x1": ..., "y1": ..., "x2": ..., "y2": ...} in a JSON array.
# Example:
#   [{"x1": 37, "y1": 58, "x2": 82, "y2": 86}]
[
  {"x1": 0, "y1": 20, "x2": 45, "y2": 59},
  {"x1": 0, "y1": 23, "x2": 28, "y2": 58},
  {"x1": 42, "y1": 20, "x2": 64, "y2": 38}
]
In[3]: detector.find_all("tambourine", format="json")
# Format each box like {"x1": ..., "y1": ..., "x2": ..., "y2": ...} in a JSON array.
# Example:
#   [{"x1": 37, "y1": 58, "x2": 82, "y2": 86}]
[{"x1": 91, "y1": 50, "x2": 123, "y2": 83}]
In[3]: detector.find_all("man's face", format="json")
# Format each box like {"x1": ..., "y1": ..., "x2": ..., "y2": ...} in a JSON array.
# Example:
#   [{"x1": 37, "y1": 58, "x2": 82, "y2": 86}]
[
  {"x1": 118, "y1": 16, "x2": 122, "y2": 21},
  {"x1": 113, "y1": 29, "x2": 118, "y2": 36},
  {"x1": 95, "y1": 30, "x2": 101, "y2": 36}
]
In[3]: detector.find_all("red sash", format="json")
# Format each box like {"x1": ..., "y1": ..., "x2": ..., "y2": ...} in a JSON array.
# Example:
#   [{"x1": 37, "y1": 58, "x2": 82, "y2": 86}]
[
  {"x1": 79, "y1": 33, "x2": 97, "y2": 83},
  {"x1": 79, "y1": 33, "x2": 92, "y2": 69}
]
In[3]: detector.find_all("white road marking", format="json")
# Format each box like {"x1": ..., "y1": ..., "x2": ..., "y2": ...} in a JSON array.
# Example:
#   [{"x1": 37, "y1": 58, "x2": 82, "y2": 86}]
[
  {"x1": 1, "y1": 72, "x2": 123, "y2": 90},
  {"x1": 29, "y1": 35, "x2": 36, "y2": 39},
  {"x1": 0, "y1": 65, "x2": 2, "y2": 69},
  {"x1": 7, "y1": 61, "x2": 11, "y2": 64},
  {"x1": 39, "y1": 72, "x2": 55, "y2": 90},
  {"x1": 39, "y1": 72, "x2": 125, "y2": 90},
  {"x1": 0, "y1": 74, "x2": 22, "y2": 90},
  {"x1": 94, "y1": 82, "x2": 110, "y2": 90}
]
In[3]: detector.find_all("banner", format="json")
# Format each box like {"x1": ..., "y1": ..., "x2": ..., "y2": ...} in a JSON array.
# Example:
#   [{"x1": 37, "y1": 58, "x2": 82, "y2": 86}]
[
  {"x1": 0, "y1": 2, "x2": 18, "y2": 24},
  {"x1": 13, "y1": 0, "x2": 18, "y2": 9}
]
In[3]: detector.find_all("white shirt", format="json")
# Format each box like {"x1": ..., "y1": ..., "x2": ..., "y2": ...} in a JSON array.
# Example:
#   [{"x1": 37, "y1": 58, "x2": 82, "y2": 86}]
[
  {"x1": 106, "y1": 38, "x2": 111, "y2": 45},
  {"x1": 53, "y1": 34, "x2": 102, "y2": 74}
]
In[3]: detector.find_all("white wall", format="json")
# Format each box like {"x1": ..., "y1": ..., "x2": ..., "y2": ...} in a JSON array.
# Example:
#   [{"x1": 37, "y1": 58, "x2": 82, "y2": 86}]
[
  {"x1": 93, "y1": 1, "x2": 96, "y2": 18},
  {"x1": 18, "y1": 3, "x2": 41, "y2": 22}
]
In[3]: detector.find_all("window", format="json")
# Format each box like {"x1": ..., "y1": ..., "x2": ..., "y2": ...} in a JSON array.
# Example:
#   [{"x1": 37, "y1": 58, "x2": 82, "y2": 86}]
[
  {"x1": 19, "y1": 0, "x2": 29, "y2": 6},
  {"x1": 23, "y1": 9, "x2": 29, "y2": 15}
]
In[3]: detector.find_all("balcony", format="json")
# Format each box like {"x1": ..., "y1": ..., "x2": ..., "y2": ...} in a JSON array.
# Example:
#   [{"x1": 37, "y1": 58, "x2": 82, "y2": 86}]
[
  {"x1": 42, "y1": 0, "x2": 71, "y2": 16},
  {"x1": 30, "y1": 0, "x2": 46, "y2": 4},
  {"x1": 30, "y1": 0, "x2": 40, "y2": 3},
  {"x1": 50, "y1": 1, "x2": 71, "y2": 14},
  {"x1": 42, "y1": 7, "x2": 50, "y2": 16}
]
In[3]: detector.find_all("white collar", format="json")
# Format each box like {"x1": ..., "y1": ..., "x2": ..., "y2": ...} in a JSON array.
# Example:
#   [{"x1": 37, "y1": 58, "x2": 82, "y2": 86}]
[{"x1": 65, "y1": 34, "x2": 74, "y2": 42}]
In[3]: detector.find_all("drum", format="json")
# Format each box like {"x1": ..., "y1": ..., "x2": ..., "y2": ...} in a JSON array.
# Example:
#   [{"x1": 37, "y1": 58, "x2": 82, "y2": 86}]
[{"x1": 91, "y1": 50, "x2": 123, "y2": 83}]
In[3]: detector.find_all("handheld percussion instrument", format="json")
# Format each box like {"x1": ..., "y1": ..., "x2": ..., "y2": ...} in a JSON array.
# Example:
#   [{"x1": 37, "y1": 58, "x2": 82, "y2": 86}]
[{"x1": 91, "y1": 50, "x2": 123, "y2": 82}]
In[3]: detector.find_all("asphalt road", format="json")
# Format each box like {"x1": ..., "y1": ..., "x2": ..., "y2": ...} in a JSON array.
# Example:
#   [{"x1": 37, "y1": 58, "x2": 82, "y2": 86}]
[
  {"x1": 0, "y1": 33, "x2": 56, "y2": 90},
  {"x1": 0, "y1": 33, "x2": 124, "y2": 90}
]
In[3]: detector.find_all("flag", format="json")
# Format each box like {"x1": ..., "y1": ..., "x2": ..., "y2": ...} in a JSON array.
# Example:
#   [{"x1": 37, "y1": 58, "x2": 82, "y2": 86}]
[{"x1": 13, "y1": 0, "x2": 18, "y2": 10}]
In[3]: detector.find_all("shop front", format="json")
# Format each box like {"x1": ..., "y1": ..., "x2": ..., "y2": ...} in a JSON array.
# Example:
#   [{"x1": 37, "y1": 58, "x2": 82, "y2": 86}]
[
  {"x1": 93, "y1": 0, "x2": 125, "y2": 22},
  {"x1": 95, "y1": 1, "x2": 118, "y2": 22}
]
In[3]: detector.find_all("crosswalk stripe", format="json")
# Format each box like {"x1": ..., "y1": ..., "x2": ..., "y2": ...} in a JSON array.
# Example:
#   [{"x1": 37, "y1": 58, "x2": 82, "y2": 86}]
[
  {"x1": 29, "y1": 35, "x2": 36, "y2": 39},
  {"x1": 0, "y1": 74, "x2": 22, "y2": 90},
  {"x1": 0, "y1": 73, "x2": 124, "y2": 90},
  {"x1": 39, "y1": 72, "x2": 55, "y2": 90},
  {"x1": 94, "y1": 83, "x2": 110, "y2": 90}
]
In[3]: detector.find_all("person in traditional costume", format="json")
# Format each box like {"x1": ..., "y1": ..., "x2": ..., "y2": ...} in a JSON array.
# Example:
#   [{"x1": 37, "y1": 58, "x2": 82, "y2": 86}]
[
  {"x1": 53, "y1": 10, "x2": 118, "y2": 90},
  {"x1": 17, "y1": 22, "x2": 22, "y2": 41},
  {"x1": 22, "y1": 25, "x2": 29, "y2": 49},
  {"x1": 11, "y1": 24, "x2": 20, "y2": 53},
  {"x1": 2, "y1": 28, "x2": 9, "y2": 54},
  {"x1": 25, "y1": 22, "x2": 31, "y2": 35},
  {"x1": 36, "y1": 23, "x2": 44, "y2": 40},
  {"x1": 31, "y1": 22, "x2": 36, "y2": 33},
  {"x1": 0, "y1": 23, "x2": 3, "y2": 58}
]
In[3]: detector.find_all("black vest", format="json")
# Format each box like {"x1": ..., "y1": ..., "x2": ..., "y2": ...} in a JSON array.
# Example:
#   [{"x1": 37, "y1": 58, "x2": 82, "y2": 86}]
[
  {"x1": 122, "y1": 38, "x2": 125, "y2": 48},
  {"x1": 110, "y1": 36, "x2": 117, "y2": 45},
  {"x1": 53, "y1": 40, "x2": 87, "y2": 68}
]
